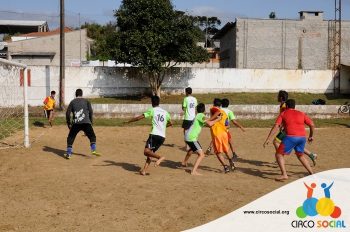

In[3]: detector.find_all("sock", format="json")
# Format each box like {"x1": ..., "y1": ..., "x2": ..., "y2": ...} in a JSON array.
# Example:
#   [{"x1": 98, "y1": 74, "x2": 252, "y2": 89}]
[
  {"x1": 67, "y1": 147, "x2": 73, "y2": 155},
  {"x1": 90, "y1": 143, "x2": 96, "y2": 151}
]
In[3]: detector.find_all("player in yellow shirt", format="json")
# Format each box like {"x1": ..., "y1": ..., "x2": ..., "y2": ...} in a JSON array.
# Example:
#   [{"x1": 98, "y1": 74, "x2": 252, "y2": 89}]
[{"x1": 43, "y1": 90, "x2": 56, "y2": 127}]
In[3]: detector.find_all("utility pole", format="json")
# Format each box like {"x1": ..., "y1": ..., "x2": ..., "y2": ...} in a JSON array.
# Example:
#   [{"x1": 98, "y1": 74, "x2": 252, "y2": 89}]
[
  {"x1": 59, "y1": 0, "x2": 65, "y2": 109},
  {"x1": 332, "y1": 0, "x2": 342, "y2": 95},
  {"x1": 79, "y1": 13, "x2": 82, "y2": 66}
]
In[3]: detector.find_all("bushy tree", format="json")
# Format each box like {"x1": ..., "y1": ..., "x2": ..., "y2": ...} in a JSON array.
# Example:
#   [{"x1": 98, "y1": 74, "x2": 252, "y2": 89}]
[
  {"x1": 81, "y1": 22, "x2": 119, "y2": 61},
  {"x1": 115, "y1": 0, "x2": 209, "y2": 96}
]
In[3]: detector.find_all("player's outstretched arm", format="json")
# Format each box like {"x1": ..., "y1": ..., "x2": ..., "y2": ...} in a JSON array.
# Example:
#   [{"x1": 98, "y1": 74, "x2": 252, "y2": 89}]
[
  {"x1": 232, "y1": 120, "x2": 246, "y2": 132},
  {"x1": 126, "y1": 115, "x2": 145, "y2": 123},
  {"x1": 263, "y1": 124, "x2": 279, "y2": 148},
  {"x1": 205, "y1": 114, "x2": 221, "y2": 127},
  {"x1": 308, "y1": 124, "x2": 315, "y2": 143}
]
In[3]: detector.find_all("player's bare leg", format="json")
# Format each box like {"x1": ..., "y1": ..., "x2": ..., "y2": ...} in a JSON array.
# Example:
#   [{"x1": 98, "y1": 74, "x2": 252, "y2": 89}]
[
  {"x1": 297, "y1": 154, "x2": 314, "y2": 175},
  {"x1": 182, "y1": 150, "x2": 192, "y2": 167},
  {"x1": 205, "y1": 141, "x2": 213, "y2": 156},
  {"x1": 275, "y1": 153, "x2": 288, "y2": 181},
  {"x1": 191, "y1": 150, "x2": 204, "y2": 176},
  {"x1": 273, "y1": 138, "x2": 280, "y2": 151},
  {"x1": 48, "y1": 111, "x2": 54, "y2": 127},
  {"x1": 140, "y1": 157, "x2": 152, "y2": 175},
  {"x1": 303, "y1": 148, "x2": 317, "y2": 166},
  {"x1": 143, "y1": 148, "x2": 165, "y2": 168}
]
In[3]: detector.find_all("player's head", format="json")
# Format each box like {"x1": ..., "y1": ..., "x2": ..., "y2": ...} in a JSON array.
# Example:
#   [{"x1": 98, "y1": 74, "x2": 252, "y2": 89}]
[
  {"x1": 50, "y1": 90, "x2": 56, "y2": 97},
  {"x1": 151, "y1": 95, "x2": 160, "y2": 107},
  {"x1": 221, "y1": 98, "x2": 230, "y2": 108},
  {"x1": 75, "y1": 89, "x2": 83, "y2": 97},
  {"x1": 285, "y1": 99, "x2": 295, "y2": 109},
  {"x1": 277, "y1": 90, "x2": 288, "y2": 103},
  {"x1": 185, "y1": 87, "x2": 192, "y2": 95},
  {"x1": 196, "y1": 103, "x2": 205, "y2": 113},
  {"x1": 213, "y1": 98, "x2": 221, "y2": 107}
]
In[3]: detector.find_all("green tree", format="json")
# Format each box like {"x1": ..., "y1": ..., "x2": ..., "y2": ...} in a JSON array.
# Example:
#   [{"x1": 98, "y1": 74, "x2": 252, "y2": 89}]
[
  {"x1": 115, "y1": 0, "x2": 209, "y2": 96},
  {"x1": 81, "y1": 22, "x2": 119, "y2": 61}
]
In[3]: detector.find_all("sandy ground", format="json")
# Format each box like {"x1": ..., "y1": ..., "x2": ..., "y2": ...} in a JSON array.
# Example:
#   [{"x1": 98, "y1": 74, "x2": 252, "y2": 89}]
[{"x1": 0, "y1": 126, "x2": 349, "y2": 232}]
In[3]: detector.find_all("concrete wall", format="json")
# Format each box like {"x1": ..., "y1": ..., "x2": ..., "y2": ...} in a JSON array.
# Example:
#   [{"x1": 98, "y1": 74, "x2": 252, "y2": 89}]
[
  {"x1": 7, "y1": 29, "x2": 90, "y2": 66},
  {"x1": 90, "y1": 104, "x2": 345, "y2": 119},
  {"x1": 222, "y1": 17, "x2": 350, "y2": 69},
  {"x1": 0, "y1": 66, "x2": 347, "y2": 106}
]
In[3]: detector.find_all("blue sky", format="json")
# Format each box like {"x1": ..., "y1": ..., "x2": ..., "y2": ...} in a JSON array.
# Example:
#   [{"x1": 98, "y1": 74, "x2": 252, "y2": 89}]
[{"x1": 1, "y1": 0, "x2": 349, "y2": 28}]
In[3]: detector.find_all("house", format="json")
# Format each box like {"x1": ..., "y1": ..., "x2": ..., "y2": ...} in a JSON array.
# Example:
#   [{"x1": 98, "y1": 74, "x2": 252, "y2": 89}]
[
  {"x1": 7, "y1": 28, "x2": 93, "y2": 66},
  {"x1": 213, "y1": 11, "x2": 350, "y2": 69}
]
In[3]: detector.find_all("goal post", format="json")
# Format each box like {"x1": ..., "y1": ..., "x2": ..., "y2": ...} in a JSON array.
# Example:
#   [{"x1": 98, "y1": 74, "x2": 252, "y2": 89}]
[{"x1": 0, "y1": 58, "x2": 29, "y2": 148}]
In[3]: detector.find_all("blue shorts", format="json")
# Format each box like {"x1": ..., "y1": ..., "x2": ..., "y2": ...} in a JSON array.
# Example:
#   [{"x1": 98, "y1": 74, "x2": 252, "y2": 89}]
[{"x1": 277, "y1": 136, "x2": 306, "y2": 155}]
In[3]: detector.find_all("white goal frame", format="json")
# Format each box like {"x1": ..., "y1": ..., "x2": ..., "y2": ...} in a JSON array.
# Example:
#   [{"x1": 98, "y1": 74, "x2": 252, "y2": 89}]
[{"x1": 0, "y1": 58, "x2": 29, "y2": 148}]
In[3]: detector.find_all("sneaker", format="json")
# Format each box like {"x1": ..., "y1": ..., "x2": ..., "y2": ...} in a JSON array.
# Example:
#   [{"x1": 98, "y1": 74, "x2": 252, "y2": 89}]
[
  {"x1": 224, "y1": 165, "x2": 230, "y2": 173},
  {"x1": 229, "y1": 159, "x2": 236, "y2": 171},
  {"x1": 232, "y1": 153, "x2": 238, "y2": 161},
  {"x1": 309, "y1": 153, "x2": 317, "y2": 166},
  {"x1": 91, "y1": 150, "x2": 101, "y2": 156},
  {"x1": 64, "y1": 153, "x2": 71, "y2": 159}
]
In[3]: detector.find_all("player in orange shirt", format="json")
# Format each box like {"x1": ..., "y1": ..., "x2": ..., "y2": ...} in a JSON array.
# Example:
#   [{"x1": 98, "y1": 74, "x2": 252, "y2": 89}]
[
  {"x1": 43, "y1": 90, "x2": 56, "y2": 127},
  {"x1": 209, "y1": 98, "x2": 234, "y2": 173}
]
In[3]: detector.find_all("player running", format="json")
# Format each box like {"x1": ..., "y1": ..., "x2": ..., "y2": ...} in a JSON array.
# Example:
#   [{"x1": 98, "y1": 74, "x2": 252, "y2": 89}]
[
  {"x1": 263, "y1": 99, "x2": 315, "y2": 181},
  {"x1": 43, "y1": 90, "x2": 56, "y2": 127},
  {"x1": 126, "y1": 95, "x2": 172, "y2": 176},
  {"x1": 182, "y1": 103, "x2": 221, "y2": 176},
  {"x1": 273, "y1": 90, "x2": 318, "y2": 166}
]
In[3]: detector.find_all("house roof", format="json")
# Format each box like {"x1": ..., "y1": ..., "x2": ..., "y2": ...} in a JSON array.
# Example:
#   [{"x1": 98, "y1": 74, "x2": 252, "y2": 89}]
[
  {"x1": 212, "y1": 22, "x2": 236, "y2": 40},
  {"x1": 17, "y1": 27, "x2": 73, "y2": 37},
  {"x1": 0, "y1": 20, "x2": 47, "y2": 27}
]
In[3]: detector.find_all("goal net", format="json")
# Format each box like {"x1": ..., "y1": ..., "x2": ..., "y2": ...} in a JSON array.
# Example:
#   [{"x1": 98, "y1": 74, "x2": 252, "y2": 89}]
[{"x1": 0, "y1": 58, "x2": 29, "y2": 149}]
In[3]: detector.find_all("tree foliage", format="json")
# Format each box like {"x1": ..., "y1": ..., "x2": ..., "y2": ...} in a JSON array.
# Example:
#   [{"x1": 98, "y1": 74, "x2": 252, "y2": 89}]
[
  {"x1": 115, "y1": 0, "x2": 209, "y2": 96},
  {"x1": 81, "y1": 22, "x2": 119, "y2": 61}
]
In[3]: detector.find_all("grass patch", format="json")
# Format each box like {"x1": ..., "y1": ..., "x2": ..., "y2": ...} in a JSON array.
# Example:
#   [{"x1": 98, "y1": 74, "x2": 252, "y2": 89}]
[
  {"x1": 88, "y1": 93, "x2": 350, "y2": 105},
  {"x1": 30, "y1": 117, "x2": 350, "y2": 128}
]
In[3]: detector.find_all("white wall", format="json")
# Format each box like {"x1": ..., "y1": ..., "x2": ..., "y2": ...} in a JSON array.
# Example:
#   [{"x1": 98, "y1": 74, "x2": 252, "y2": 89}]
[{"x1": 1, "y1": 65, "x2": 349, "y2": 106}]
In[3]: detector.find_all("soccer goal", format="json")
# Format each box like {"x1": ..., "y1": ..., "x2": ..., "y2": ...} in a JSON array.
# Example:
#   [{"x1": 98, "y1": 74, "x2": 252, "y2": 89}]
[{"x1": 0, "y1": 58, "x2": 29, "y2": 148}]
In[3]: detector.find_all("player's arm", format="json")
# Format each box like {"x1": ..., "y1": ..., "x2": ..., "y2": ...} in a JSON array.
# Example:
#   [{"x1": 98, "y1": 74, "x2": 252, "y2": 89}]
[
  {"x1": 66, "y1": 103, "x2": 72, "y2": 129},
  {"x1": 232, "y1": 120, "x2": 246, "y2": 132},
  {"x1": 182, "y1": 99, "x2": 186, "y2": 111},
  {"x1": 209, "y1": 110, "x2": 221, "y2": 121},
  {"x1": 126, "y1": 114, "x2": 145, "y2": 123},
  {"x1": 43, "y1": 97, "x2": 48, "y2": 105},
  {"x1": 305, "y1": 115, "x2": 315, "y2": 143},
  {"x1": 263, "y1": 123, "x2": 280, "y2": 148},
  {"x1": 87, "y1": 101, "x2": 93, "y2": 124},
  {"x1": 205, "y1": 114, "x2": 222, "y2": 127}
]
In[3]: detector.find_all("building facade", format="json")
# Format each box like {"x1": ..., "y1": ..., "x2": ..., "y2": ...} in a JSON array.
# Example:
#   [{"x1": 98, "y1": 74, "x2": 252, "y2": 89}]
[{"x1": 214, "y1": 11, "x2": 350, "y2": 69}]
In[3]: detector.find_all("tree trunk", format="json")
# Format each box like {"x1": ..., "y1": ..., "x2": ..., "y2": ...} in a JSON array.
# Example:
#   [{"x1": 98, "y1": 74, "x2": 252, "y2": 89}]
[{"x1": 148, "y1": 72, "x2": 162, "y2": 97}]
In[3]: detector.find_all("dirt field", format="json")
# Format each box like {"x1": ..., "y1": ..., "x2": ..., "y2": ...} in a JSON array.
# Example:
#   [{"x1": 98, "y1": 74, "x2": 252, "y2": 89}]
[{"x1": 0, "y1": 126, "x2": 349, "y2": 232}]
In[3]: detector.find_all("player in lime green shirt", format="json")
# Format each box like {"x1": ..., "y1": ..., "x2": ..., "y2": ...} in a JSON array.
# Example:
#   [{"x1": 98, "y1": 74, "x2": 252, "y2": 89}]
[
  {"x1": 182, "y1": 103, "x2": 221, "y2": 176},
  {"x1": 126, "y1": 96, "x2": 172, "y2": 175}
]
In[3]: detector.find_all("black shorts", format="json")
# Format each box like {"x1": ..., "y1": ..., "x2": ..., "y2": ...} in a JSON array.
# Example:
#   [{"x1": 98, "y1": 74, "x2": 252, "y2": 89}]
[
  {"x1": 185, "y1": 141, "x2": 202, "y2": 152},
  {"x1": 182, "y1": 120, "x2": 193, "y2": 130},
  {"x1": 44, "y1": 110, "x2": 53, "y2": 119},
  {"x1": 145, "y1": 134, "x2": 165, "y2": 152}
]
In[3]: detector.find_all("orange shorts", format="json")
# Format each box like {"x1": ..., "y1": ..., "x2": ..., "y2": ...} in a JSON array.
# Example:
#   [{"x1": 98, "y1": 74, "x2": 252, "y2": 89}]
[{"x1": 213, "y1": 132, "x2": 229, "y2": 154}]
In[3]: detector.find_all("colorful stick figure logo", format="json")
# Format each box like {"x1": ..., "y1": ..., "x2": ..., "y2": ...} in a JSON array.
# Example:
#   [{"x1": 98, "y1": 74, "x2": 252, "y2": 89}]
[{"x1": 296, "y1": 182, "x2": 342, "y2": 219}]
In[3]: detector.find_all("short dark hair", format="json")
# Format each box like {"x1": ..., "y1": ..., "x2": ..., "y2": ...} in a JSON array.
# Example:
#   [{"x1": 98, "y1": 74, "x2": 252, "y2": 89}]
[
  {"x1": 286, "y1": 99, "x2": 296, "y2": 109},
  {"x1": 278, "y1": 90, "x2": 288, "y2": 102},
  {"x1": 221, "y1": 98, "x2": 230, "y2": 108},
  {"x1": 213, "y1": 98, "x2": 221, "y2": 107},
  {"x1": 51, "y1": 90, "x2": 56, "y2": 95},
  {"x1": 185, "y1": 87, "x2": 192, "y2": 95},
  {"x1": 75, "y1": 89, "x2": 83, "y2": 97},
  {"x1": 151, "y1": 95, "x2": 160, "y2": 107},
  {"x1": 196, "y1": 103, "x2": 205, "y2": 113}
]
